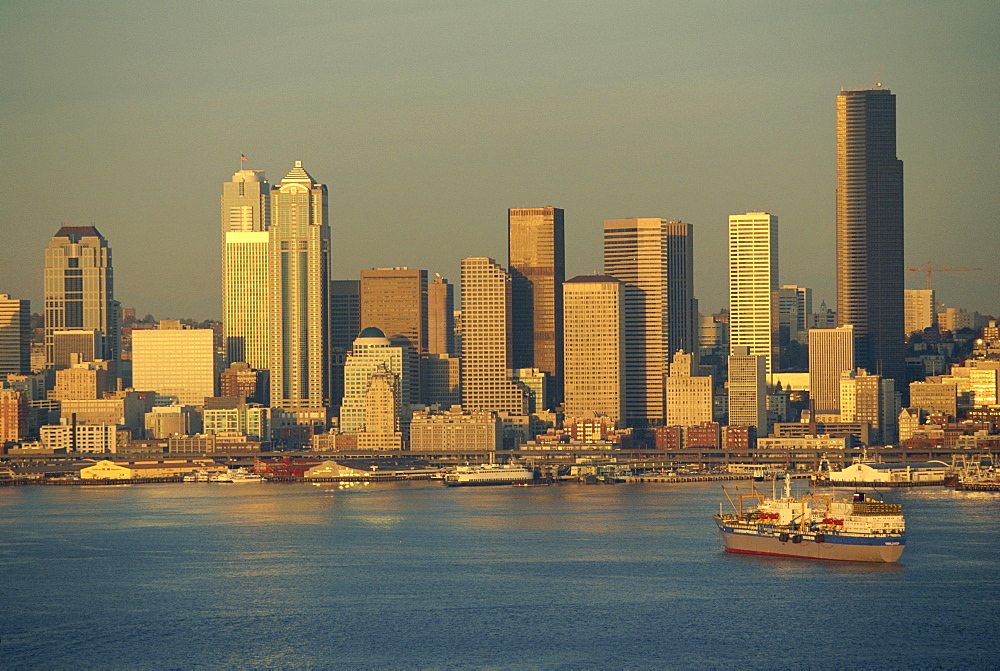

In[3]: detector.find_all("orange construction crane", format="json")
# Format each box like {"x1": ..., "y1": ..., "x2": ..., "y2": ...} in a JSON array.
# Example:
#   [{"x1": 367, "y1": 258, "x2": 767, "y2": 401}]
[{"x1": 908, "y1": 262, "x2": 981, "y2": 290}]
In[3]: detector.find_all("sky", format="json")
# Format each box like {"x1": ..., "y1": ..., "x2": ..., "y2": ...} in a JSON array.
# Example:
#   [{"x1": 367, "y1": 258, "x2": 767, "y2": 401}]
[{"x1": 2, "y1": 1, "x2": 997, "y2": 321}]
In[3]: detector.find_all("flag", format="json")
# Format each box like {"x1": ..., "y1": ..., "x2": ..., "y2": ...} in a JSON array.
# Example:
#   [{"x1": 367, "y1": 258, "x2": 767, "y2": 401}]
[{"x1": 241, "y1": 154, "x2": 248, "y2": 162}]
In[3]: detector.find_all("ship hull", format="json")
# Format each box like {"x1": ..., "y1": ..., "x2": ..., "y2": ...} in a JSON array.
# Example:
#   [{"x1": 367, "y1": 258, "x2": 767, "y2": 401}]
[
  {"x1": 444, "y1": 475, "x2": 534, "y2": 487},
  {"x1": 716, "y1": 520, "x2": 904, "y2": 563}
]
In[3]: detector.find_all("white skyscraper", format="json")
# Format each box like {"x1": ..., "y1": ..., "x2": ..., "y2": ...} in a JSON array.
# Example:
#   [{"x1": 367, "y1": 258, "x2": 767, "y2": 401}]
[
  {"x1": 222, "y1": 168, "x2": 270, "y2": 368},
  {"x1": 729, "y1": 212, "x2": 778, "y2": 375}
]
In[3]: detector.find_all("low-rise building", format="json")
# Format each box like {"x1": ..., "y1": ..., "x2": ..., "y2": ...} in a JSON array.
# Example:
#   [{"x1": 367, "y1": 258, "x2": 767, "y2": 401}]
[
  {"x1": 408, "y1": 408, "x2": 500, "y2": 452},
  {"x1": 79, "y1": 458, "x2": 221, "y2": 479},
  {"x1": 828, "y1": 461, "x2": 950, "y2": 483}
]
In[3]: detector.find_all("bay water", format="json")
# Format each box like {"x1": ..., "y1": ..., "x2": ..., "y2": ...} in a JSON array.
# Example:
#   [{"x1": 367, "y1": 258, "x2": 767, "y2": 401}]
[{"x1": 1, "y1": 481, "x2": 997, "y2": 668}]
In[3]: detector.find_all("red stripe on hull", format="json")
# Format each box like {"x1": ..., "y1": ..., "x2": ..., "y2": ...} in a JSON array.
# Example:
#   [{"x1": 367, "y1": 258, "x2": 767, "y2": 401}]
[{"x1": 725, "y1": 547, "x2": 874, "y2": 562}]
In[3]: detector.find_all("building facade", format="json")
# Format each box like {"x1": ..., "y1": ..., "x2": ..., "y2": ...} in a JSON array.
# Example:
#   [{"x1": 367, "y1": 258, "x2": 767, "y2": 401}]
[
  {"x1": 132, "y1": 326, "x2": 216, "y2": 406},
  {"x1": 459, "y1": 257, "x2": 526, "y2": 414},
  {"x1": 836, "y1": 87, "x2": 904, "y2": 384},
  {"x1": 44, "y1": 226, "x2": 120, "y2": 366},
  {"x1": 427, "y1": 276, "x2": 456, "y2": 356},
  {"x1": 268, "y1": 162, "x2": 330, "y2": 413},
  {"x1": 360, "y1": 267, "x2": 427, "y2": 407},
  {"x1": 729, "y1": 212, "x2": 778, "y2": 375},
  {"x1": 509, "y1": 207, "x2": 565, "y2": 408},
  {"x1": 562, "y1": 275, "x2": 624, "y2": 426},
  {"x1": 809, "y1": 325, "x2": 855, "y2": 415},
  {"x1": 222, "y1": 169, "x2": 270, "y2": 368},
  {"x1": 728, "y1": 347, "x2": 766, "y2": 431},
  {"x1": 0, "y1": 294, "x2": 31, "y2": 376},
  {"x1": 603, "y1": 218, "x2": 695, "y2": 426}
]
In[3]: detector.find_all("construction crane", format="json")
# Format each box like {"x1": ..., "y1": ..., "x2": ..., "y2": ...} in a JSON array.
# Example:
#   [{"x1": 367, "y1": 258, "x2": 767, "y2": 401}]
[{"x1": 908, "y1": 262, "x2": 981, "y2": 291}]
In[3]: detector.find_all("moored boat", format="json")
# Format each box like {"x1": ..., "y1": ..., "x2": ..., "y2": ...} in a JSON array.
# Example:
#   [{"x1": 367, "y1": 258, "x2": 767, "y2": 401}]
[
  {"x1": 714, "y1": 475, "x2": 905, "y2": 562},
  {"x1": 443, "y1": 463, "x2": 535, "y2": 487}
]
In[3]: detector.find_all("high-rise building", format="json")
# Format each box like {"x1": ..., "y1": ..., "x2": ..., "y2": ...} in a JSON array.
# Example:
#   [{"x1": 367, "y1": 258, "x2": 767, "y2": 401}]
[
  {"x1": 836, "y1": 87, "x2": 904, "y2": 384},
  {"x1": 603, "y1": 218, "x2": 695, "y2": 426},
  {"x1": 340, "y1": 327, "x2": 411, "y2": 434},
  {"x1": 360, "y1": 267, "x2": 427, "y2": 407},
  {"x1": 0, "y1": 389, "x2": 29, "y2": 443},
  {"x1": 44, "y1": 226, "x2": 120, "y2": 365},
  {"x1": 729, "y1": 212, "x2": 778, "y2": 375},
  {"x1": 132, "y1": 325, "x2": 216, "y2": 406},
  {"x1": 728, "y1": 346, "x2": 766, "y2": 432},
  {"x1": 509, "y1": 207, "x2": 565, "y2": 407},
  {"x1": 562, "y1": 275, "x2": 624, "y2": 426},
  {"x1": 809, "y1": 325, "x2": 855, "y2": 415},
  {"x1": 459, "y1": 257, "x2": 526, "y2": 414},
  {"x1": 329, "y1": 279, "x2": 361, "y2": 412},
  {"x1": 904, "y1": 289, "x2": 936, "y2": 335},
  {"x1": 776, "y1": 285, "x2": 812, "y2": 344},
  {"x1": 428, "y1": 276, "x2": 455, "y2": 356},
  {"x1": 268, "y1": 161, "x2": 329, "y2": 413},
  {"x1": 0, "y1": 294, "x2": 31, "y2": 376},
  {"x1": 221, "y1": 168, "x2": 270, "y2": 368}
]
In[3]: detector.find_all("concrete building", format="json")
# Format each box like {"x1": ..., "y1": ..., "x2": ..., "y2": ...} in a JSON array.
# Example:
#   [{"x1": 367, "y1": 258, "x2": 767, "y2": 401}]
[
  {"x1": 340, "y1": 327, "x2": 411, "y2": 434},
  {"x1": 840, "y1": 369, "x2": 898, "y2": 445},
  {"x1": 44, "y1": 226, "x2": 120, "y2": 366},
  {"x1": 459, "y1": 257, "x2": 526, "y2": 414},
  {"x1": 909, "y1": 380, "x2": 959, "y2": 418},
  {"x1": 0, "y1": 294, "x2": 31, "y2": 376},
  {"x1": 603, "y1": 218, "x2": 696, "y2": 426},
  {"x1": 562, "y1": 275, "x2": 624, "y2": 426},
  {"x1": 268, "y1": 161, "x2": 329, "y2": 414},
  {"x1": 408, "y1": 408, "x2": 501, "y2": 452},
  {"x1": 809, "y1": 325, "x2": 855, "y2": 414},
  {"x1": 727, "y1": 347, "x2": 766, "y2": 432},
  {"x1": 132, "y1": 325, "x2": 216, "y2": 406},
  {"x1": 729, "y1": 212, "x2": 778, "y2": 375},
  {"x1": 40, "y1": 423, "x2": 127, "y2": 453},
  {"x1": 144, "y1": 405, "x2": 202, "y2": 439},
  {"x1": 665, "y1": 350, "x2": 713, "y2": 428},
  {"x1": 50, "y1": 329, "x2": 101, "y2": 371},
  {"x1": 49, "y1": 359, "x2": 113, "y2": 400},
  {"x1": 509, "y1": 207, "x2": 565, "y2": 407},
  {"x1": 219, "y1": 361, "x2": 266, "y2": 404},
  {"x1": 427, "y1": 276, "x2": 456, "y2": 356},
  {"x1": 904, "y1": 289, "x2": 936, "y2": 335},
  {"x1": 0, "y1": 389, "x2": 29, "y2": 443},
  {"x1": 79, "y1": 458, "x2": 221, "y2": 479},
  {"x1": 836, "y1": 87, "x2": 905, "y2": 385},
  {"x1": 221, "y1": 168, "x2": 270, "y2": 368},
  {"x1": 202, "y1": 403, "x2": 270, "y2": 441},
  {"x1": 356, "y1": 365, "x2": 403, "y2": 451},
  {"x1": 60, "y1": 391, "x2": 154, "y2": 437}
]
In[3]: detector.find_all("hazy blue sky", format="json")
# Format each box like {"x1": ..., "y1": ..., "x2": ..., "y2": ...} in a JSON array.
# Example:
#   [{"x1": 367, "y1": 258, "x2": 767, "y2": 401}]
[{"x1": 2, "y1": 1, "x2": 997, "y2": 320}]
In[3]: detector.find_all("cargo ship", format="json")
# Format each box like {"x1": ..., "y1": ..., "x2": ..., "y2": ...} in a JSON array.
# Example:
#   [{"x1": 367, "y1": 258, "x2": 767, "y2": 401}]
[
  {"x1": 714, "y1": 475, "x2": 905, "y2": 562},
  {"x1": 443, "y1": 463, "x2": 535, "y2": 487}
]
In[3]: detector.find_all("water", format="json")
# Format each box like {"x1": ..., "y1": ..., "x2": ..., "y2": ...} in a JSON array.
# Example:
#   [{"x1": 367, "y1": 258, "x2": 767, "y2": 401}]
[{"x1": 1, "y1": 481, "x2": 998, "y2": 669}]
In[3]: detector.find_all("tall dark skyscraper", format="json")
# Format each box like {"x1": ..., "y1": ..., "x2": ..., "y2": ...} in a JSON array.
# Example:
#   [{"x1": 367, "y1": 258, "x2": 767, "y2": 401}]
[
  {"x1": 836, "y1": 87, "x2": 904, "y2": 384},
  {"x1": 508, "y1": 207, "x2": 565, "y2": 409}
]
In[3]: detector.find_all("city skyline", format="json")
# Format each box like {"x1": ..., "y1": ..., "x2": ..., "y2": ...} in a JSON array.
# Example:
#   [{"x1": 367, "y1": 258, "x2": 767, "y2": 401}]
[{"x1": 1, "y1": 3, "x2": 996, "y2": 320}]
